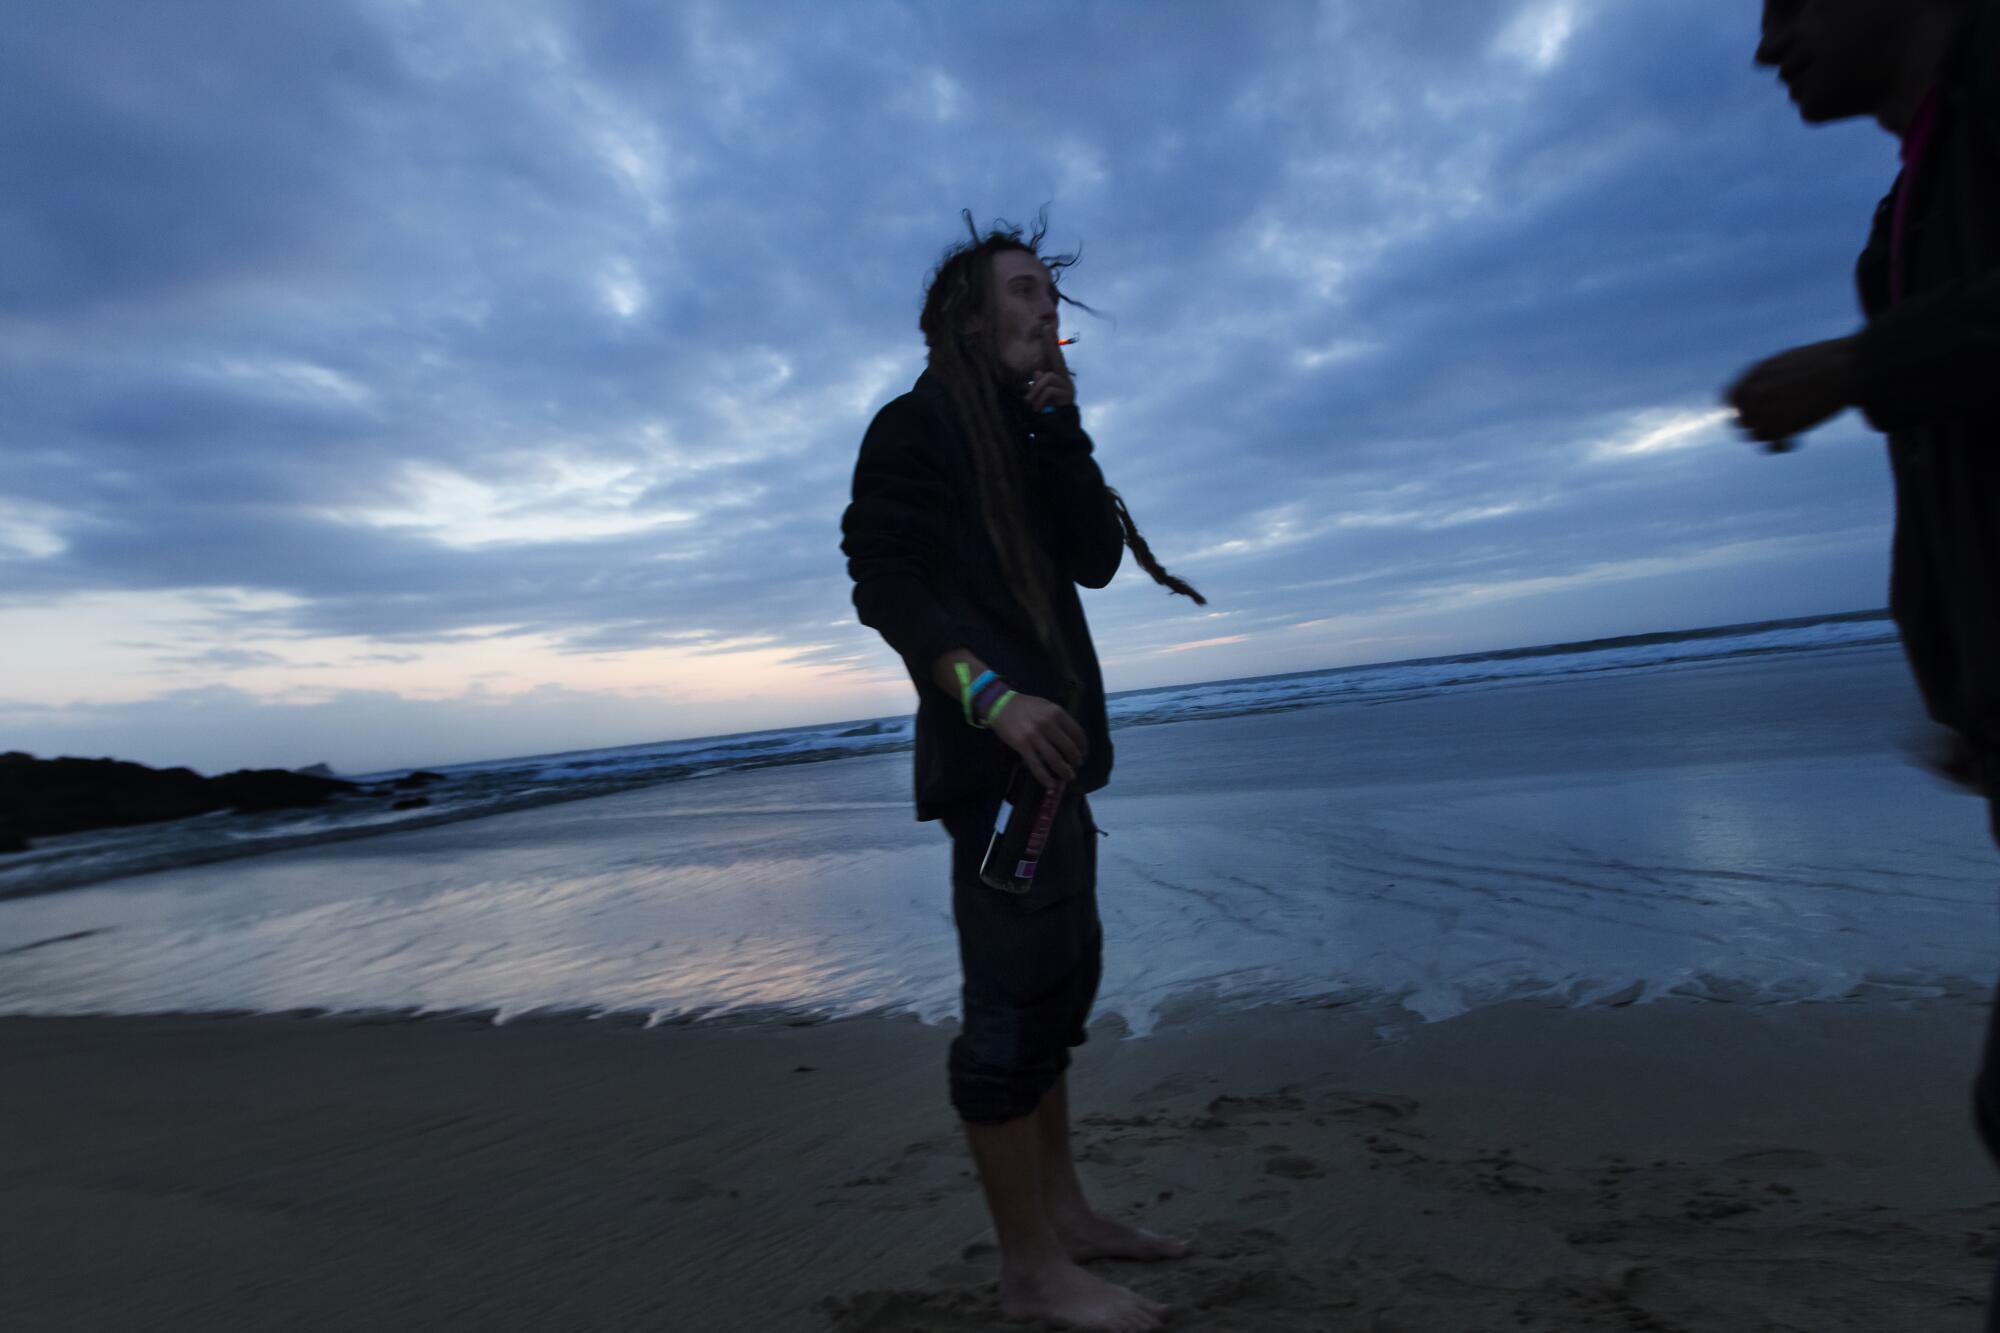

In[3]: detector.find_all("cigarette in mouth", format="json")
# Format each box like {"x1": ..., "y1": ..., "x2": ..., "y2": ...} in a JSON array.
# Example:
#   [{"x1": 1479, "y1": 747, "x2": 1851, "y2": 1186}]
[{"x1": 1056, "y1": 335, "x2": 1079, "y2": 346}]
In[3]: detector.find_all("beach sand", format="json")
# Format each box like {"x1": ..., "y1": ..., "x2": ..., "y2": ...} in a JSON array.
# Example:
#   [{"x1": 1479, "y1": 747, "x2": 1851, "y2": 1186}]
[
  {"x1": 7, "y1": 643, "x2": 1999, "y2": 1328},
  {"x1": 5, "y1": 992, "x2": 1997, "y2": 1331}
]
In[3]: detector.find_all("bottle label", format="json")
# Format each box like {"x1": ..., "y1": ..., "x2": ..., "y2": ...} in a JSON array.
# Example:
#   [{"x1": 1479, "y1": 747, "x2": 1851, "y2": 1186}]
[
  {"x1": 1014, "y1": 782, "x2": 1065, "y2": 881},
  {"x1": 977, "y1": 767, "x2": 1071, "y2": 894}
]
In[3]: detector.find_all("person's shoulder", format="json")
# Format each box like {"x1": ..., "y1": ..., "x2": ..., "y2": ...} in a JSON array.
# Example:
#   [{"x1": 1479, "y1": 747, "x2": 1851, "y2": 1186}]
[
  {"x1": 866, "y1": 387, "x2": 928, "y2": 433},
  {"x1": 861, "y1": 378, "x2": 956, "y2": 458}
]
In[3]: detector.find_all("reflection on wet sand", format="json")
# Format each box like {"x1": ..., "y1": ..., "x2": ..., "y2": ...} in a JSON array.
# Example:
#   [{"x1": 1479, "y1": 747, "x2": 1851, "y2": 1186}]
[{"x1": 1, "y1": 646, "x2": 1989, "y2": 1031}]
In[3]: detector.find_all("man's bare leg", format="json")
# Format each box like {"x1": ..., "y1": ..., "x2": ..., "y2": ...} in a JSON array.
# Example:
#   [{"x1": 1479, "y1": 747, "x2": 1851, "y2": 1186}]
[
  {"x1": 1034, "y1": 1074, "x2": 1194, "y2": 1263},
  {"x1": 964, "y1": 1112, "x2": 1169, "y2": 1332}
]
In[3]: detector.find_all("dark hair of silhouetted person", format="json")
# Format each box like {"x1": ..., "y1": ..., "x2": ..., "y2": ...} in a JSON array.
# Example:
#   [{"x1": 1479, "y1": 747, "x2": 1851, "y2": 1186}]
[{"x1": 919, "y1": 210, "x2": 1206, "y2": 661}]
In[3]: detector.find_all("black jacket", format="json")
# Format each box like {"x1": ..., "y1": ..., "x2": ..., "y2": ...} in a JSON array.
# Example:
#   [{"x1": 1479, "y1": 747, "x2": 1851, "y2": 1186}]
[
  {"x1": 1855, "y1": 2, "x2": 2000, "y2": 755},
  {"x1": 841, "y1": 372, "x2": 1124, "y2": 819}
]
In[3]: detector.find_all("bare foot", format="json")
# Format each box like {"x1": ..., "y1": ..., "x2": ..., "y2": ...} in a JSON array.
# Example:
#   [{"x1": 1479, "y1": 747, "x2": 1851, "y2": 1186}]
[
  {"x1": 1000, "y1": 1259, "x2": 1169, "y2": 1331},
  {"x1": 1055, "y1": 1211, "x2": 1195, "y2": 1263}
]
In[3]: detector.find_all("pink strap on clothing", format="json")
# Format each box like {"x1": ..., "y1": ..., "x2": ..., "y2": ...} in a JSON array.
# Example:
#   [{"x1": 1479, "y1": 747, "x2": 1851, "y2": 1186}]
[{"x1": 1890, "y1": 87, "x2": 1944, "y2": 305}]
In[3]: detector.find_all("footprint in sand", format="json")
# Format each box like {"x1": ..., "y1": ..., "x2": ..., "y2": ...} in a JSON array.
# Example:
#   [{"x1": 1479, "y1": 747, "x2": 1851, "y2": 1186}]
[
  {"x1": 1263, "y1": 1152, "x2": 1325, "y2": 1179},
  {"x1": 1363, "y1": 1133, "x2": 1426, "y2": 1162},
  {"x1": 1179, "y1": 1263, "x2": 1323, "y2": 1315},
  {"x1": 1232, "y1": 1189, "x2": 1297, "y2": 1222},
  {"x1": 1186, "y1": 1087, "x2": 1311, "y2": 1146},
  {"x1": 1134, "y1": 1071, "x2": 1214, "y2": 1104},
  {"x1": 1206, "y1": 1088, "x2": 1307, "y2": 1120},
  {"x1": 1076, "y1": 1140, "x2": 1144, "y2": 1168},
  {"x1": 1448, "y1": 1148, "x2": 1548, "y2": 1197},
  {"x1": 1721, "y1": 1147, "x2": 1827, "y2": 1169},
  {"x1": 1316, "y1": 1088, "x2": 1420, "y2": 1122},
  {"x1": 1681, "y1": 1192, "x2": 1761, "y2": 1221},
  {"x1": 820, "y1": 1289, "x2": 993, "y2": 1332},
  {"x1": 1191, "y1": 1222, "x2": 1293, "y2": 1262},
  {"x1": 1079, "y1": 1112, "x2": 1163, "y2": 1130},
  {"x1": 820, "y1": 1137, "x2": 971, "y2": 1211},
  {"x1": 1187, "y1": 1117, "x2": 1251, "y2": 1146},
  {"x1": 924, "y1": 1242, "x2": 998, "y2": 1286},
  {"x1": 1078, "y1": 1110, "x2": 1183, "y2": 1155}
]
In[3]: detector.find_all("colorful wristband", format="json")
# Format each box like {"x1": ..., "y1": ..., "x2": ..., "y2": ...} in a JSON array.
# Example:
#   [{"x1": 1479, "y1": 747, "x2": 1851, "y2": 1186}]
[
  {"x1": 981, "y1": 690, "x2": 1018, "y2": 727},
  {"x1": 956, "y1": 665, "x2": 1003, "y2": 728},
  {"x1": 954, "y1": 662, "x2": 975, "y2": 727},
  {"x1": 971, "y1": 678, "x2": 1008, "y2": 718}
]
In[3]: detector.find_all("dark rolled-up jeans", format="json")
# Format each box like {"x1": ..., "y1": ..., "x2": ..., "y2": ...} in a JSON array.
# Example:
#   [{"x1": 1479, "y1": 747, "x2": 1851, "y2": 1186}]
[{"x1": 940, "y1": 793, "x2": 1103, "y2": 1126}]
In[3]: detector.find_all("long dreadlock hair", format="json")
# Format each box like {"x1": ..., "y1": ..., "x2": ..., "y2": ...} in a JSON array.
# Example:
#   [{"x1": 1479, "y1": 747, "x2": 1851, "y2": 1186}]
[{"x1": 919, "y1": 211, "x2": 1206, "y2": 664}]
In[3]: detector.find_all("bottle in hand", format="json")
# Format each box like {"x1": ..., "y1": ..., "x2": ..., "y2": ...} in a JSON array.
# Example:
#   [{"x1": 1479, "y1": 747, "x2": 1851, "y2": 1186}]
[{"x1": 978, "y1": 764, "x2": 1072, "y2": 894}]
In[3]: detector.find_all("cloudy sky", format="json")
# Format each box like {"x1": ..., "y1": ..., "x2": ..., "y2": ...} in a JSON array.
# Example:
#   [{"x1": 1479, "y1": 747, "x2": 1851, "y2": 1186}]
[{"x1": 1, "y1": 0, "x2": 1906, "y2": 774}]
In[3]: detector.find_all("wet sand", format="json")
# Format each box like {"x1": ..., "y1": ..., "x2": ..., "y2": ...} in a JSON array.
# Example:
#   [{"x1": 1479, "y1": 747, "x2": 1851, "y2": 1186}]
[
  {"x1": 5, "y1": 992, "x2": 1996, "y2": 1331},
  {"x1": 5, "y1": 646, "x2": 1994, "y2": 1032},
  {"x1": 6, "y1": 642, "x2": 1998, "y2": 1328}
]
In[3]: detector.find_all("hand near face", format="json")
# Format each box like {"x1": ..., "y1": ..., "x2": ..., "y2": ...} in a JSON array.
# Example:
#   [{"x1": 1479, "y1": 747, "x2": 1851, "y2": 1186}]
[
  {"x1": 1724, "y1": 335, "x2": 1860, "y2": 451},
  {"x1": 1023, "y1": 325, "x2": 1076, "y2": 413}
]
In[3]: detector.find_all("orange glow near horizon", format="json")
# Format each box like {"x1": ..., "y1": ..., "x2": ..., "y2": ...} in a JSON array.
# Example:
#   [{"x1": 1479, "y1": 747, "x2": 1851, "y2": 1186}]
[{"x1": 0, "y1": 588, "x2": 909, "y2": 728}]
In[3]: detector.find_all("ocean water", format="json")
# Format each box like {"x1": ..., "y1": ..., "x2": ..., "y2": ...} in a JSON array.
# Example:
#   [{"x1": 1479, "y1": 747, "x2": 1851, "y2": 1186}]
[
  {"x1": 2, "y1": 611, "x2": 1994, "y2": 1032},
  {"x1": 0, "y1": 610, "x2": 1900, "y2": 898}
]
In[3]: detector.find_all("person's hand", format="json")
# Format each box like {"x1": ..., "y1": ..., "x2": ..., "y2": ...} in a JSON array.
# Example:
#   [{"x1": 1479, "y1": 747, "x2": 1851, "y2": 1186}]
[
  {"x1": 1023, "y1": 326, "x2": 1076, "y2": 414},
  {"x1": 988, "y1": 691, "x2": 1087, "y2": 788},
  {"x1": 1724, "y1": 335, "x2": 1860, "y2": 452}
]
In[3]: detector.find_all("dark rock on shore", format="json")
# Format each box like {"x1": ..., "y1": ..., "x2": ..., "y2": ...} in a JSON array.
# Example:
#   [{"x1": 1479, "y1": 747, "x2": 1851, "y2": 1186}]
[
  {"x1": 209, "y1": 769, "x2": 361, "y2": 814},
  {"x1": 391, "y1": 770, "x2": 445, "y2": 789},
  {"x1": 0, "y1": 752, "x2": 361, "y2": 843}
]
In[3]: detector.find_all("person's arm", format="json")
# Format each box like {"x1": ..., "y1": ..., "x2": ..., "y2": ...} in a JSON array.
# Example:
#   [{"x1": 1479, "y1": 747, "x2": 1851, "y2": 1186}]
[
  {"x1": 1725, "y1": 334, "x2": 1862, "y2": 447},
  {"x1": 841, "y1": 400, "x2": 977, "y2": 678},
  {"x1": 1029, "y1": 407, "x2": 1125, "y2": 589},
  {"x1": 1854, "y1": 268, "x2": 2000, "y2": 431},
  {"x1": 929, "y1": 648, "x2": 1086, "y2": 787},
  {"x1": 842, "y1": 402, "x2": 1088, "y2": 787},
  {"x1": 1021, "y1": 329, "x2": 1123, "y2": 588}
]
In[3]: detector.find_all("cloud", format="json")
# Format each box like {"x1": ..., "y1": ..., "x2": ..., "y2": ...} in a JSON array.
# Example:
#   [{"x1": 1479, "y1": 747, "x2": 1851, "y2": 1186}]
[
  {"x1": 0, "y1": 0, "x2": 1906, "y2": 766},
  {"x1": 0, "y1": 683, "x2": 708, "y2": 775},
  {"x1": 156, "y1": 648, "x2": 294, "y2": 671},
  {"x1": 1156, "y1": 635, "x2": 1251, "y2": 655}
]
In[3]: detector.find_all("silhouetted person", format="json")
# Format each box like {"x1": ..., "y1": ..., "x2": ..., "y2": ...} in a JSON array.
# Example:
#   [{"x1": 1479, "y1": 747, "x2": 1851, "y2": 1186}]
[
  {"x1": 1730, "y1": 0, "x2": 2000, "y2": 1317},
  {"x1": 841, "y1": 215, "x2": 1202, "y2": 1331}
]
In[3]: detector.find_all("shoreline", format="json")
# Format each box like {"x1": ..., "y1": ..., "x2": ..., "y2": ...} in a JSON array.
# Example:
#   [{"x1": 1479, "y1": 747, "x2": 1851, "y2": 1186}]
[
  {"x1": 6, "y1": 992, "x2": 1995, "y2": 1331},
  {"x1": 0, "y1": 635, "x2": 1910, "y2": 903},
  {"x1": 0, "y1": 959, "x2": 1986, "y2": 1033},
  {"x1": 6, "y1": 646, "x2": 1987, "y2": 1031}
]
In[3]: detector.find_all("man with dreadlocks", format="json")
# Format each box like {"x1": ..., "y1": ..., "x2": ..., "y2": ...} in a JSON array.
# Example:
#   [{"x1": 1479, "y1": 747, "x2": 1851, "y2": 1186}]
[{"x1": 842, "y1": 215, "x2": 1203, "y2": 1332}]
